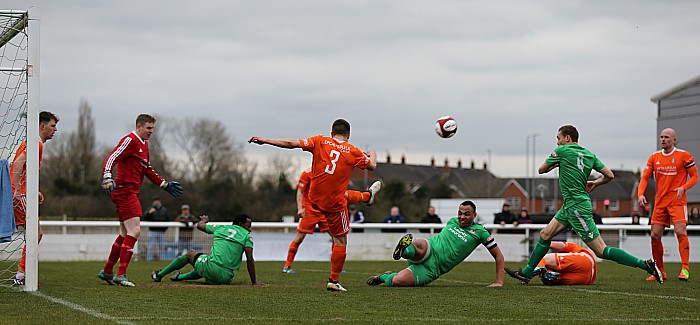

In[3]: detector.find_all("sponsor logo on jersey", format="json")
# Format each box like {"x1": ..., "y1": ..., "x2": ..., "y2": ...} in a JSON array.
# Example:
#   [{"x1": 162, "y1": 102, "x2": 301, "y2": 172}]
[{"x1": 672, "y1": 158, "x2": 675, "y2": 164}]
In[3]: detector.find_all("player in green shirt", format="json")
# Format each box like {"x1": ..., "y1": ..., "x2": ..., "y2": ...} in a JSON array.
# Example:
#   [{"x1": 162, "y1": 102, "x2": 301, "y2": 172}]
[
  {"x1": 367, "y1": 200, "x2": 504, "y2": 287},
  {"x1": 151, "y1": 213, "x2": 265, "y2": 286},
  {"x1": 505, "y1": 125, "x2": 663, "y2": 284}
]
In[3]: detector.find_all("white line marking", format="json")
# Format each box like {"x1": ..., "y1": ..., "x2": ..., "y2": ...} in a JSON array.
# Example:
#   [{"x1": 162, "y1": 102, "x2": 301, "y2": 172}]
[{"x1": 29, "y1": 290, "x2": 135, "y2": 325}]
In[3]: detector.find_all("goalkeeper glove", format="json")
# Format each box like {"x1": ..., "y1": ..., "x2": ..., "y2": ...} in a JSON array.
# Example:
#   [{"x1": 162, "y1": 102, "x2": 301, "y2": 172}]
[
  {"x1": 163, "y1": 181, "x2": 184, "y2": 197},
  {"x1": 102, "y1": 173, "x2": 115, "y2": 194}
]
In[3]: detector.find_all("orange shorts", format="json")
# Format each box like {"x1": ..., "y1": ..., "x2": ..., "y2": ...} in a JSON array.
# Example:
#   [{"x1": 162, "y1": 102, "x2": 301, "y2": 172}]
[
  {"x1": 297, "y1": 205, "x2": 329, "y2": 234},
  {"x1": 310, "y1": 204, "x2": 350, "y2": 237},
  {"x1": 14, "y1": 194, "x2": 26, "y2": 226},
  {"x1": 554, "y1": 253, "x2": 596, "y2": 285},
  {"x1": 651, "y1": 205, "x2": 687, "y2": 227}
]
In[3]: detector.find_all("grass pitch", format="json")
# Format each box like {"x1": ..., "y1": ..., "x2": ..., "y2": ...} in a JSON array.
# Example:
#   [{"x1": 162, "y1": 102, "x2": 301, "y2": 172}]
[{"x1": 1, "y1": 260, "x2": 698, "y2": 324}]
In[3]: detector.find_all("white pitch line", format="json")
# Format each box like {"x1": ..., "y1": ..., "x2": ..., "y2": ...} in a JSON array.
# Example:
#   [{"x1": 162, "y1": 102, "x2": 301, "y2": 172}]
[{"x1": 29, "y1": 290, "x2": 135, "y2": 325}]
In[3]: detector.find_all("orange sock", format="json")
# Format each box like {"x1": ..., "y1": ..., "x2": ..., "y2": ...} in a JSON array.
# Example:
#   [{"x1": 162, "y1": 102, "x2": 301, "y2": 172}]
[
  {"x1": 285, "y1": 241, "x2": 300, "y2": 268},
  {"x1": 537, "y1": 259, "x2": 546, "y2": 268},
  {"x1": 346, "y1": 190, "x2": 368, "y2": 204},
  {"x1": 329, "y1": 245, "x2": 347, "y2": 282},
  {"x1": 677, "y1": 234, "x2": 690, "y2": 271},
  {"x1": 651, "y1": 239, "x2": 664, "y2": 273},
  {"x1": 18, "y1": 246, "x2": 26, "y2": 274}
]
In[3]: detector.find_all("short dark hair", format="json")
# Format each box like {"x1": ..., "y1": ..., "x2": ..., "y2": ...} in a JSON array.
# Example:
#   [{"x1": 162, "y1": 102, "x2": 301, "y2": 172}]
[
  {"x1": 136, "y1": 114, "x2": 156, "y2": 126},
  {"x1": 232, "y1": 213, "x2": 251, "y2": 225},
  {"x1": 559, "y1": 125, "x2": 579, "y2": 142},
  {"x1": 331, "y1": 119, "x2": 350, "y2": 136},
  {"x1": 39, "y1": 111, "x2": 59, "y2": 124},
  {"x1": 460, "y1": 200, "x2": 476, "y2": 213}
]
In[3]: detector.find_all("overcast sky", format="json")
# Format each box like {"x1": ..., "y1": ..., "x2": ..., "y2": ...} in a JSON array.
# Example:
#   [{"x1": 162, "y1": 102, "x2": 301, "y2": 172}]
[{"x1": 5, "y1": 1, "x2": 700, "y2": 178}]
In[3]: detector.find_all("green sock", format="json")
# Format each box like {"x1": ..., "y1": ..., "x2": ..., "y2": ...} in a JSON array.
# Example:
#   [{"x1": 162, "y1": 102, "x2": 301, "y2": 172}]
[
  {"x1": 522, "y1": 238, "x2": 551, "y2": 277},
  {"x1": 158, "y1": 255, "x2": 189, "y2": 277},
  {"x1": 177, "y1": 270, "x2": 202, "y2": 281},
  {"x1": 603, "y1": 246, "x2": 647, "y2": 270},
  {"x1": 402, "y1": 245, "x2": 416, "y2": 259},
  {"x1": 379, "y1": 272, "x2": 397, "y2": 287}
]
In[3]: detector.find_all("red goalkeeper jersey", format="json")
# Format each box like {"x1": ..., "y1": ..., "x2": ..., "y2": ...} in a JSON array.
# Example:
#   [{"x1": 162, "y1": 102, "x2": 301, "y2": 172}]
[{"x1": 103, "y1": 131, "x2": 165, "y2": 192}]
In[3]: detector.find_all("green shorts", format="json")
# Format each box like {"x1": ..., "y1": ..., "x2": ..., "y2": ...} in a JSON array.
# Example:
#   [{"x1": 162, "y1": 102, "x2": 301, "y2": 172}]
[
  {"x1": 553, "y1": 200, "x2": 600, "y2": 243},
  {"x1": 407, "y1": 245, "x2": 441, "y2": 286},
  {"x1": 194, "y1": 254, "x2": 234, "y2": 285}
]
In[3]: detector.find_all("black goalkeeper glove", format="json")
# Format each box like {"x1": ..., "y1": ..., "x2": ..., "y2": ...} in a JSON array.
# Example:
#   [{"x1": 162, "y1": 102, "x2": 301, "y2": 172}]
[{"x1": 163, "y1": 181, "x2": 184, "y2": 197}]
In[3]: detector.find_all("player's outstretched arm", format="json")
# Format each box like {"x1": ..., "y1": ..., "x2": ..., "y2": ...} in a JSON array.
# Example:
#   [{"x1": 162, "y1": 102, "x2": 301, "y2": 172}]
[
  {"x1": 248, "y1": 137, "x2": 301, "y2": 149},
  {"x1": 196, "y1": 215, "x2": 210, "y2": 232},
  {"x1": 366, "y1": 149, "x2": 378, "y2": 171},
  {"x1": 162, "y1": 181, "x2": 184, "y2": 197},
  {"x1": 488, "y1": 246, "x2": 505, "y2": 287},
  {"x1": 538, "y1": 161, "x2": 558, "y2": 174}
]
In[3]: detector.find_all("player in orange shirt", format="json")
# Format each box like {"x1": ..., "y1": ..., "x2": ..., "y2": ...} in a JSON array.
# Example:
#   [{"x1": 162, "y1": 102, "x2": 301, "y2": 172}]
[
  {"x1": 638, "y1": 128, "x2": 698, "y2": 282},
  {"x1": 10, "y1": 111, "x2": 59, "y2": 285},
  {"x1": 532, "y1": 241, "x2": 597, "y2": 285},
  {"x1": 282, "y1": 167, "x2": 381, "y2": 274},
  {"x1": 249, "y1": 118, "x2": 378, "y2": 291}
]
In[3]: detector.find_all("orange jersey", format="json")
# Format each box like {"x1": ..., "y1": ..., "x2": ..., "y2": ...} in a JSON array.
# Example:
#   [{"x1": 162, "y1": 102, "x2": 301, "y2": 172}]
[
  {"x1": 638, "y1": 148, "x2": 698, "y2": 208},
  {"x1": 10, "y1": 140, "x2": 44, "y2": 194},
  {"x1": 551, "y1": 242, "x2": 597, "y2": 285},
  {"x1": 299, "y1": 135, "x2": 371, "y2": 212},
  {"x1": 296, "y1": 167, "x2": 316, "y2": 212}
]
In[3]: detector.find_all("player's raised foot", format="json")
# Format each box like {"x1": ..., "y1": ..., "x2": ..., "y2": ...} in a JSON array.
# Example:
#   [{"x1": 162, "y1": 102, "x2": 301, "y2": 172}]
[
  {"x1": 392, "y1": 233, "x2": 413, "y2": 260},
  {"x1": 504, "y1": 268, "x2": 531, "y2": 285},
  {"x1": 326, "y1": 281, "x2": 348, "y2": 292},
  {"x1": 151, "y1": 270, "x2": 163, "y2": 282},
  {"x1": 644, "y1": 259, "x2": 664, "y2": 284},
  {"x1": 98, "y1": 270, "x2": 115, "y2": 285},
  {"x1": 282, "y1": 266, "x2": 295, "y2": 274},
  {"x1": 366, "y1": 181, "x2": 382, "y2": 206},
  {"x1": 113, "y1": 275, "x2": 135, "y2": 287},
  {"x1": 170, "y1": 270, "x2": 182, "y2": 282},
  {"x1": 678, "y1": 269, "x2": 690, "y2": 282},
  {"x1": 366, "y1": 271, "x2": 392, "y2": 286}
]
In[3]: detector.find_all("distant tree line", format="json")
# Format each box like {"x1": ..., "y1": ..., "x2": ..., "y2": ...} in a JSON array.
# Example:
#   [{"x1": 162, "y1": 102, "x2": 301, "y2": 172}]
[{"x1": 38, "y1": 100, "x2": 452, "y2": 222}]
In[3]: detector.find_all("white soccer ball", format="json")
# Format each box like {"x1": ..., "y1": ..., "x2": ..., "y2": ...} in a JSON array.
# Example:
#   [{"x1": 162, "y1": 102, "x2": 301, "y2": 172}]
[{"x1": 435, "y1": 116, "x2": 458, "y2": 138}]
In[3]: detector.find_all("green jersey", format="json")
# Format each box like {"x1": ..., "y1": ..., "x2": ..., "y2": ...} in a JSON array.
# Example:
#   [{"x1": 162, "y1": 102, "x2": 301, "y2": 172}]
[
  {"x1": 427, "y1": 218, "x2": 496, "y2": 275},
  {"x1": 205, "y1": 224, "x2": 253, "y2": 271},
  {"x1": 545, "y1": 144, "x2": 605, "y2": 205}
]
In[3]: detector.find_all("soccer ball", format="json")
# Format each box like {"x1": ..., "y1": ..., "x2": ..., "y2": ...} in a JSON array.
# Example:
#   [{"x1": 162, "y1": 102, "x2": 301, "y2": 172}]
[{"x1": 435, "y1": 116, "x2": 458, "y2": 138}]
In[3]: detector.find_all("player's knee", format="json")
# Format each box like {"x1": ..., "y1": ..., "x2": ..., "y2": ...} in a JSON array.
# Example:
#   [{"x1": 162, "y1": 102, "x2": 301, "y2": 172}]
[
  {"x1": 129, "y1": 229, "x2": 141, "y2": 238},
  {"x1": 650, "y1": 232, "x2": 662, "y2": 240}
]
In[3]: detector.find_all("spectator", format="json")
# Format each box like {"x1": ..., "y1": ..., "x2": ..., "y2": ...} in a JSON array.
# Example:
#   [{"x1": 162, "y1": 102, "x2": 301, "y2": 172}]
[
  {"x1": 493, "y1": 203, "x2": 517, "y2": 225},
  {"x1": 517, "y1": 208, "x2": 533, "y2": 224},
  {"x1": 382, "y1": 206, "x2": 407, "y2": 233},
  {"x1": 349, "y1": 205, "x2": 365, "y2": 233},
  {"x1": 144, "y1": 196, "x2": 170, "y2": 261},
  {"x1": 420, "y1": 206, "x2": 442, "y2": 233},
  {"x1": 631, "y1": 214, "x2": 641, "y2": 225},
  {"x1": 689, "y1": 207, "x2": 700, "y2": 225},
  {"x1": 174, "y1": 204, "x2": 198, "y2": 255}
]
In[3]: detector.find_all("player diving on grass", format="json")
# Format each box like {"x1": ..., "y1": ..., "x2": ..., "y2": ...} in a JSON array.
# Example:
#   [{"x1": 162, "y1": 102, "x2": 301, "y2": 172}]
[
  {"x1": 531, "y1": 241, "x2": 598, "y2": 285},
  {"x1": 151, "y1": 213, "x2": 266, "y2": 286},
  {"x1": 282, "y1": 166, "x2": 381, "y2": 274},
  {"x1": 367, "y1": 200, "x2": 504, "y2": 287},
  {"x1": 505, "y1": 125, "x2": 663, "y2": 284}
]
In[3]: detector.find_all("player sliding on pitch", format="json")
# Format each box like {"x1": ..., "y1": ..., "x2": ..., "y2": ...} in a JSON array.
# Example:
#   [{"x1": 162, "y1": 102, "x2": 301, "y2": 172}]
[{"x1": 505, "y1": 125, "x2": 662, "y2": 284}]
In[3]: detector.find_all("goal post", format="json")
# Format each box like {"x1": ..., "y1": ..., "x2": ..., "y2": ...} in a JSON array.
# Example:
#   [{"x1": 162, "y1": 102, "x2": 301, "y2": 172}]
[{"x1": 0, "y1": 8, "x2": 40, "y2": 292}]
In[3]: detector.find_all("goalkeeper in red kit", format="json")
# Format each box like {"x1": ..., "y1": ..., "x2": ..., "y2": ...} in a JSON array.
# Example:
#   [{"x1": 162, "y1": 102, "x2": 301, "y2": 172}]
[{"x1": 98, "y1": 114, "x2": 183, "y2": 287}]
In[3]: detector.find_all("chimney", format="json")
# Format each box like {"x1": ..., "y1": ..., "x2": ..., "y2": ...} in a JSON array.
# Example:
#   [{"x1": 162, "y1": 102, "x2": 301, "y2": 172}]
[
  {"x1": 444, "y1": 158, "x2": 450, "y2": 172},
  {"x1": 430, "y1": 156, "x2": 435, "y2": 167},
  {"x1": 387, "y1": 154, "x2": 391, "y2": 164},
  {"x1": 470, "y1": 159, "x2": 475, "y2": 169},
  {"x1": 401, "y1": 155, "x2": 406, "y2": 165},
  {"x1": 483, "y1": 161, "x2": 487, "y2": 170},
  {"x1": 457, "y1": 159, "x2": 462, "y2": 169}
]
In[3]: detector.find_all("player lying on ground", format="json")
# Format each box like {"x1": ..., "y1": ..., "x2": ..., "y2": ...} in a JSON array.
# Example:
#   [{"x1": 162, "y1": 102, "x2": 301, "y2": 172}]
[
  {"x1": 151, "y1": 214, "x2": 265, "y2": 286},
  {"x1": 367, "y1": 200, "x2": 504, "y2": 287},
  {"x1": 532, "y1": 241, "x2": 597, "y2": 285}
]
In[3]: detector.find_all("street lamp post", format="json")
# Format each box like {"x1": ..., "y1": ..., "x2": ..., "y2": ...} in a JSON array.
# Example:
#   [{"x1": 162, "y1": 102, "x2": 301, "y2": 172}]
[{"x1": 531, "y1": 133, "x2": 539, "y2": 213}]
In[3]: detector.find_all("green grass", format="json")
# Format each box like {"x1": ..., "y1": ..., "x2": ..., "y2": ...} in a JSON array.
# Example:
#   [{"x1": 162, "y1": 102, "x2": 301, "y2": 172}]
[{"x1": 1, "y1": 261, "x2": 698, "y2": 324}]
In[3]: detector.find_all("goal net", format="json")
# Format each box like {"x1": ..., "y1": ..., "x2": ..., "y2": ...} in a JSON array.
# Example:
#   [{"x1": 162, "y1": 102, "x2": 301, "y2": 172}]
[{"x1": 0, "y1": 9, "x2": 39, "y2": 292}]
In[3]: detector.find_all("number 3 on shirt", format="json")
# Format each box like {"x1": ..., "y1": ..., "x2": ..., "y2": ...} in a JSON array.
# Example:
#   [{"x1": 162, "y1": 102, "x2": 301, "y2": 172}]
[{"x1": 325, "y1": 150, "x2": 340, "y2": 174}]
